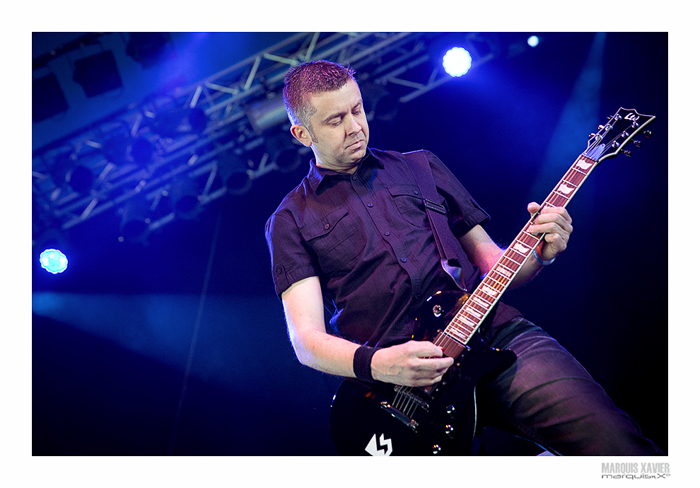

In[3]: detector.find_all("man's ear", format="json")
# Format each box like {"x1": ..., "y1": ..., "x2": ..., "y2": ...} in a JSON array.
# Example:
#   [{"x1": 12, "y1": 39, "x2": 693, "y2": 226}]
[{"x1": 290, "y1": 124, "x2": 312, "y2": 147}]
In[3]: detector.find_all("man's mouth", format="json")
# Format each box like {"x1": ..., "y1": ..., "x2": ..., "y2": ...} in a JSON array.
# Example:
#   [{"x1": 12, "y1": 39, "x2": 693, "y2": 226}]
[{"x1": 346, "y1": 139, "x2": 364, "y2": 149}]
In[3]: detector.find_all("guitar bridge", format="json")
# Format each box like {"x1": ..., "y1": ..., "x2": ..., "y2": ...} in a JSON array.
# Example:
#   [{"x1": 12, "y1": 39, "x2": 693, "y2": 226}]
[{"x1": 379, "y1": 401, "x2": 419, "y2": 433}]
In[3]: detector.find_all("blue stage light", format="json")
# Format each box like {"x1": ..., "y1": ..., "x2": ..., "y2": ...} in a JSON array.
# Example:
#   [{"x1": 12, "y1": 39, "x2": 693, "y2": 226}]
[
  {"x1": 442, "y1": 47, "x2": 472, "y2": 77},
  {"x1": 39, "y1": 249, "x2": 68, "y2": 274},
  {"x1": 528, "y1": 36, "x2": 540, "y2": 48}
]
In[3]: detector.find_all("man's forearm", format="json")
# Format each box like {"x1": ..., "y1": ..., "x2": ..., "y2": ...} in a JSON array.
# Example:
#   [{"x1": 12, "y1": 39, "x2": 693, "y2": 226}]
[{"x1": 289, "y1": 327, "x2": 360, "y2": 378}]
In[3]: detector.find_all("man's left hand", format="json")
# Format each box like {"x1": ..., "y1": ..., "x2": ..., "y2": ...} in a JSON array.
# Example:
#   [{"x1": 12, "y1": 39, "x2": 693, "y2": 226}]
[{"x1": 527, "y1": 202, "x2": 573, "y2": 262}]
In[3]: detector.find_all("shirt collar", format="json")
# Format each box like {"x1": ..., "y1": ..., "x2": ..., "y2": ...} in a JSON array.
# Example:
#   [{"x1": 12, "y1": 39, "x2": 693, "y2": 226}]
[{"x1": 307, "y1": 148, "x2": 383, "y2": 193}]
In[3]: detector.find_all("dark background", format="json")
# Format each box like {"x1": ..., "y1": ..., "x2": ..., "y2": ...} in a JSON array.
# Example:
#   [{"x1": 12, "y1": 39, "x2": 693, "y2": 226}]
[{"x1": 32, "y1": 32, "x2": 668, "y2": 455}]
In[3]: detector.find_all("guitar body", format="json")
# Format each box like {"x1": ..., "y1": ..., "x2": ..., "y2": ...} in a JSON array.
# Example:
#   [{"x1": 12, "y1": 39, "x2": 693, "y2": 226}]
[{"x1": 330, "y1": 290, "x2": 516, "y2": 456}]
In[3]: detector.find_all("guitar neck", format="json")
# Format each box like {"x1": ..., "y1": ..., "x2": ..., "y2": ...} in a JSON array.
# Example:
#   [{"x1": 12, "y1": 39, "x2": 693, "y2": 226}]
[
  {"x1": 432, "y1": 107, "x2": 655, "y2": 357},
  {"x1": 439, "y1": 154, "x2": 598, "y2": 351}
]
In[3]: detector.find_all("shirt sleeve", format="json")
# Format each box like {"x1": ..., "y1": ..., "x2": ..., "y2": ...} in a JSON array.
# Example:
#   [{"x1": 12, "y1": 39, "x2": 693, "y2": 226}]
[
  {"x1": 423, "y1": 150, "x2": 491, "y2": 238},
  {"x1": 265, "y1": 209, "x2": 320, "y2": 298}
]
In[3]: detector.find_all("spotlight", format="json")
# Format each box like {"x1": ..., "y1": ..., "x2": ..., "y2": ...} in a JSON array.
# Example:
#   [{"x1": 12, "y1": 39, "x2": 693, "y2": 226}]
[
  {"x1": 126, "y1": 33, "x2": 172, "y2": 68},
  {"x1": 274, "y1": 147, "x2": 303, "y2": 173},
  {"x1": 39, "y1": 249, "x2": 68, "y2": 274},
  {"x1": 245, "y1": 94, "x2": 288, "y2": 134},
  {"x1": 72, "y1": 50, "x2": 123, "y2": 97},
  {"x1": 217, "y1": 152, "x2": 252, "y2": 196},
  {"x1": 119, "y1": 198, "x2": 151, "y2": 243},
  {"x1": 152, "y1": 107, "x2": 209, "y2": 138},
  {"x1": 361, "y1": 83, "x2": 399, "y2": 122},
  {"x1": 50, "y1": 152, "x2": 95, "y2": 194},
  {"x1": 64, "y1": 165, "x2": 94, "y2": 193},
  {"x1": 35, "y1": 228, "x2": 70, "y2": 274},
  {"x1": 442, "y1": 47, "x2": 472, "y2": 77},
  {"x1": 169, "y1": 176, "x2": 201, "y2": 220},
  {"x1": 151, "y1": 109, "x2": 183, "y2": 139},
  {"x1": 188, "y1": 107, "x2": 208, "y2": 133},
  {"x1": 130, "y1": 137, "x2": 154, "y2": 166},
  {"x1": 527, "y1": 36, "x2": 540, "y2": 48},
  {"x1": 265, "y1": 132, "x2": 303, "y2": 174},
  {"x1": 102, "y1": 131, "x2": 131, "y2": 166}
]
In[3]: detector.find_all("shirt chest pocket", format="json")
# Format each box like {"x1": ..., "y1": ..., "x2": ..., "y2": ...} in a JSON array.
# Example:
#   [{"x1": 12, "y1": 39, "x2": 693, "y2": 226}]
[
  {"x1": 388, "y1": 184, "x2": 430, "y2": 228},
  {"x1": 300, "y1": 208, "x2": 362, "y2": 274}
]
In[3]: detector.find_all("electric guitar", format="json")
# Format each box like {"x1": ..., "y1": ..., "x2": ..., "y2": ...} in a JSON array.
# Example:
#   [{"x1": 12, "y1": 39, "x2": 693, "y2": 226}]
[{"x1": 329, "y1": 107, "x2": 656, "y2": 456}]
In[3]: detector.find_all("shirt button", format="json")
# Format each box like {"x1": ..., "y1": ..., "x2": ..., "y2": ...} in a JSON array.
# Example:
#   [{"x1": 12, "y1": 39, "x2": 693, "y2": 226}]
[
  {"x1": 352, "y1": 175, "x2": 357, "y2": 180},
  {"x1": 413, "y1": 190, "x2": 419, "y2": 195},
  {"x1": 367, "y1": 203, "x2": 373, "y2": 208},
  {"x1": 400, "y1": 257, "x2": 407, "y2": 263},
  {"x1": 324, "y1": 223, "x2": 330, "y2": 230},
  {"x1": 384, "y1": 232, "x2": 390, "y2": 236}
]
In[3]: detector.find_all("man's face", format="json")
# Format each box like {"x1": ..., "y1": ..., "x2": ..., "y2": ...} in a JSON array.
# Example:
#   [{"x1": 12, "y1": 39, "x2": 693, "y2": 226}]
[{"x1": 292, "y1": 80, "x2": 369, "y2": 173}]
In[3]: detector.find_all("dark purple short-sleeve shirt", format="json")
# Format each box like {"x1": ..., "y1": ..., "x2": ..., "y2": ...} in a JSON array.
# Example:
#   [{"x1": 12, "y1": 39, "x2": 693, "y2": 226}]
[{"x1": 265, "y1": 148, "x2": 520, "y2": 347}]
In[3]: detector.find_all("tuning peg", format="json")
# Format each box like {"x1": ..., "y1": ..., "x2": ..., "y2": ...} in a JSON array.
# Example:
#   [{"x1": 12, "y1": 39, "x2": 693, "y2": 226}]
[
  {"x1": 633, "y1": 140, "x2": 642, "y2": 147},
  {"x1": 623, "y1": 150, "x2": 632, "y2": 157},
  {"x1": 644, "y1": 130, "x2": 652, "y2": 138}
]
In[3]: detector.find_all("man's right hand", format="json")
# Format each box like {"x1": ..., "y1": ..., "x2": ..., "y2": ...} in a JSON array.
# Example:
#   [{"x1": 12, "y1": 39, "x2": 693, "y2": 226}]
[{"x1": 371, "y1": 341, "x2": 454, "y2": 387}]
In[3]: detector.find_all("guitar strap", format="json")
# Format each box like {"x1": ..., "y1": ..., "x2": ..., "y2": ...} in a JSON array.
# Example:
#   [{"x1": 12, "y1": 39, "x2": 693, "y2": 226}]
[{"x1": 403, "y1": 150, "x2": 467, "y2": 292}]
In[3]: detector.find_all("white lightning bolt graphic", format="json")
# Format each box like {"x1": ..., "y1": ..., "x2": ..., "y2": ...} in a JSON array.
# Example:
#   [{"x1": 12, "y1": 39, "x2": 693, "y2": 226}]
[{"x1": 365, "y1": 433, "x2": 393, "y2": 456}]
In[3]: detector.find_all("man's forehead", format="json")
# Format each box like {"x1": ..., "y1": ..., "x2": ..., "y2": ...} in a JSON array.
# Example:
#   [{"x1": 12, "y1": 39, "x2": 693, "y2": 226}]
[{"x1": 307, "y1": 81, "x2": 362, "y2": 115}]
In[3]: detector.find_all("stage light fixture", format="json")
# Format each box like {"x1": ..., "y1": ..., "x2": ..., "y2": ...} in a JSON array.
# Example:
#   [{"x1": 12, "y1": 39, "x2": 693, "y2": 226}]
[
  {"x1": 39, "y1": 249, "x2": 68, "y2": 274},
  {"x1": 361, "y1": 83, "x2": 399, "y2": 122},
  {"x1": 151, "y1": 109, "x2": 183, "y2": 139},
  {"x1": 265, "y1": 132, "x2": 303, "y2": 173},
  {"x1": 442, "y1": 47, "x2": 472, "y2": 77},
  {"x1": 528, "y1": 36, "x2": 540, "y2": 48},
  {"x1": 130, "y1": 137, "x2": 154, "y2": 166},
  {"x1": 72, "y1": 50, "x2": 123, "y2": 97},
  {"x1": 50, "y1": 152, "x2": 95, "y2": 194},
  {"x1": 246, "y1": 94, "x2": 289, "y2": 134},
  {"x1": 64, "y1": 165, "x2": 94, "y2": 193},
  {"x1": 126, "y1": 33, "x2": 172, "y2": 68},
  {"x1": 188, "y1": 107, "x2": 208, "y2": 133},
  {"x1": 169, "y1": 176, "x2": 201, "y2": 220},
  {"x1": 152, "y1": 106, "x2": 209, "y2": 138},
  {"x1": 101, "y1": 131, "x2": 131, "y2": 166},
  {"x1": 119, "y1": 198, "x2": 151, "y2": 243},
  {"x1": 33, "y1": 73, "x2": 69, "y2": 123},
  {"x1": 217, "y1": 152, "x2": 252, "y2": 196}
]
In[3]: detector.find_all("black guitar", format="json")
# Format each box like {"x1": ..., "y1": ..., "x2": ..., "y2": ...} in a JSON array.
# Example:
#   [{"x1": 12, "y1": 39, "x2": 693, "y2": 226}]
[{"x1": 329, "y1": 108, "x2": 656, "y2": 456}]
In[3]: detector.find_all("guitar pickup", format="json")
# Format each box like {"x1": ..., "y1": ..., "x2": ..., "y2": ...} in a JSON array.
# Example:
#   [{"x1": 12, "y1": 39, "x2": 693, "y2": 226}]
[{"x1": 379, "y1": 402, "x2": 419, "y2": 433}]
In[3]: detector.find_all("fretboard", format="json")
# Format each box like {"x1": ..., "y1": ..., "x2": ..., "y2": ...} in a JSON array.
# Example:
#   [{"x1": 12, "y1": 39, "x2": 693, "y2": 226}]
[{"x1": 434, "y1": 155, "x2": 598, "y2": 356}]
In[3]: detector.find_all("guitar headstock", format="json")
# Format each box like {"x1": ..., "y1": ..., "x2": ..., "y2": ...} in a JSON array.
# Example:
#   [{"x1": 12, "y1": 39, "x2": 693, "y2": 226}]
[{"x1": 583, "y1": 108, "x2": 655, "y2": 163}]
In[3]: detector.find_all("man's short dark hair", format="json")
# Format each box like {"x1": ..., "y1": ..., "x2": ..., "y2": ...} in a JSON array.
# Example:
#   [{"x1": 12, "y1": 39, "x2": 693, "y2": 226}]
[{"x1": 283, "y1": 60, "x2": 357, "y2": 127}]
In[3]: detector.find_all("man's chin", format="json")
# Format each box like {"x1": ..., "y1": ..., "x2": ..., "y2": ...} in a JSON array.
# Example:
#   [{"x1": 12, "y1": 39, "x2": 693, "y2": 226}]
[{"x1": 349, "y1": 143, "x2": 367, "y2": 159}]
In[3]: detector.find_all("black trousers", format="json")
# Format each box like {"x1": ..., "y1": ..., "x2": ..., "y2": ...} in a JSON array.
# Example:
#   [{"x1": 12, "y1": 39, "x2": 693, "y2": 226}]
[{"x1": 478, "y1": 318, "x2": 664, "y2": 455}]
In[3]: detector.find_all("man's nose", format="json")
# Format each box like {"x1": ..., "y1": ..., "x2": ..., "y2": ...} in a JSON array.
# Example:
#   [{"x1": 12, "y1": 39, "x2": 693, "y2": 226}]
[{"x1": 347, "y1": 116, "x2": 362, "y2": 134}]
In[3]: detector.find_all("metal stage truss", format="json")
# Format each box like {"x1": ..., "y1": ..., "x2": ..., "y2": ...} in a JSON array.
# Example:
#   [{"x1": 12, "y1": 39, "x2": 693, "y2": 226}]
[{"x1": 32, "y1": 32, "x2": 508, "y2": 244}]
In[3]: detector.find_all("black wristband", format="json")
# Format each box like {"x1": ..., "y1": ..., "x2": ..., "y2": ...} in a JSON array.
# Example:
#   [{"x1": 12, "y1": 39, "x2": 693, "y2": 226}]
[{"x1": 353, "y1": 346, "x2": 377, "y2": 383}]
